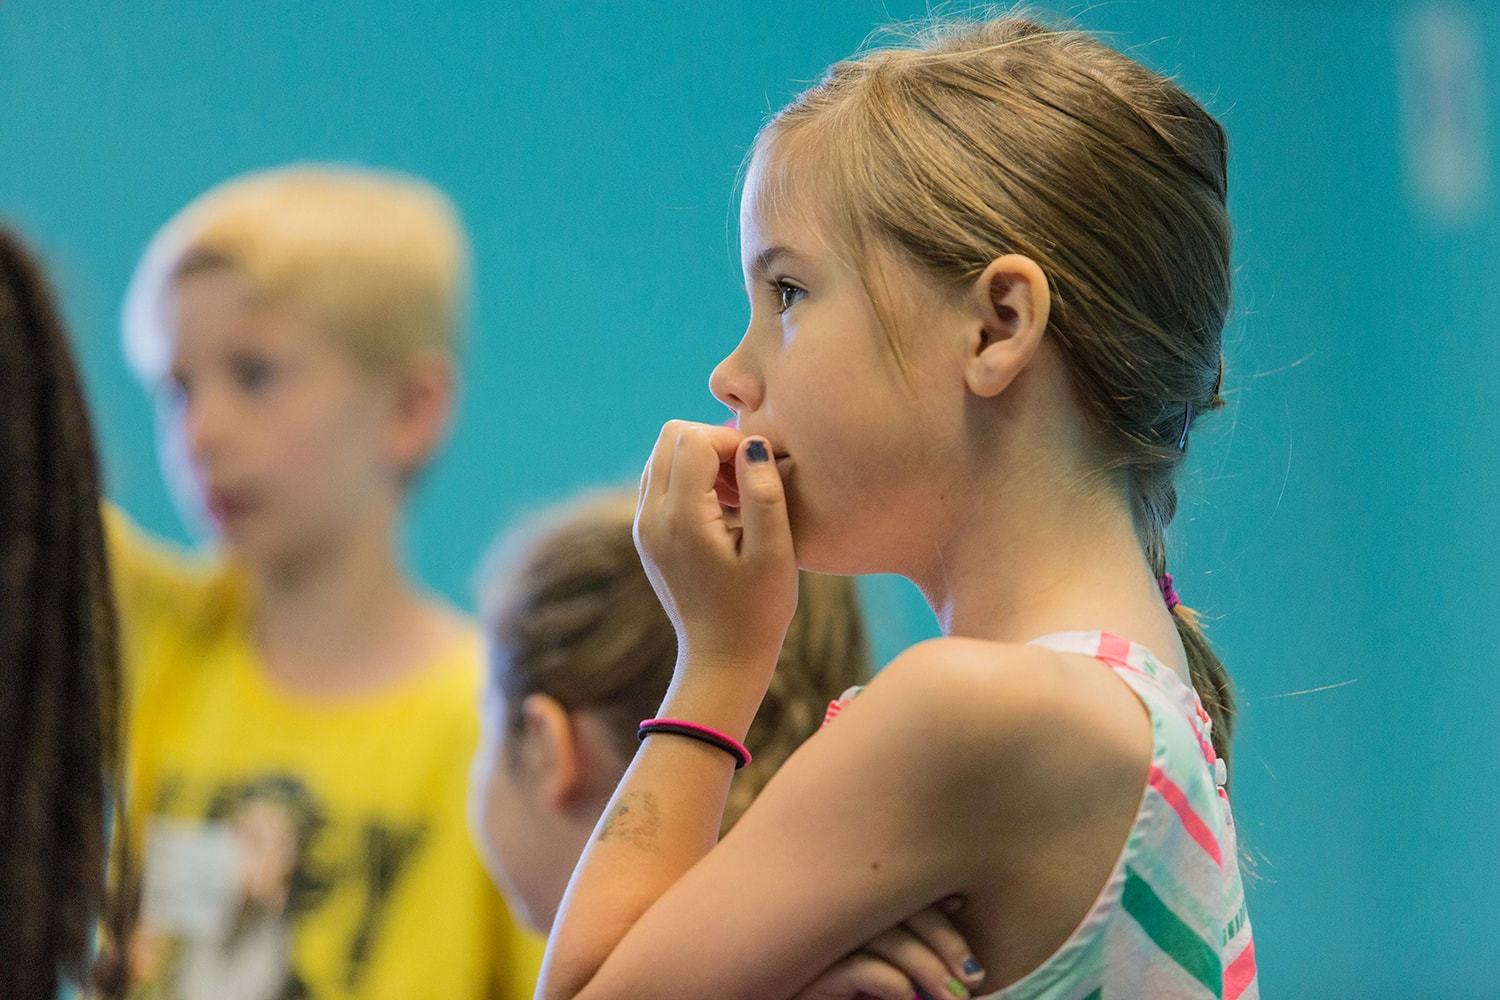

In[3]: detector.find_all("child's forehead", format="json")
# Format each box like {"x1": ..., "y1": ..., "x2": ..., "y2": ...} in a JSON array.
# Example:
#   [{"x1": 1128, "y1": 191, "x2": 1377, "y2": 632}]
[
  {"x1": 738, "y1": 188, "x2": 846, "y2": 280},
  {"x1": 740, "y1": 146, "x2": 824, "y2": 239},
  {"x1": 168, "y1": 268, "x2": 330, "y2": 354},
  {"x1": 738, "y1": 135, "x2": 883, "y2": 283}
]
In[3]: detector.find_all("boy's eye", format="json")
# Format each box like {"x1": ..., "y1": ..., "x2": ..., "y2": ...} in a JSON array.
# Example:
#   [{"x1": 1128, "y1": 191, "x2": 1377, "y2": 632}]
[
  {"x1": 162, "y1": 369, "x2": 191, "y2": 406},
  {"x1": 229, "y1": 355, "x2": 277, "y2": 393},
  {"x1": 771, "y1": 278, "x2": 806, "y2": 314}
]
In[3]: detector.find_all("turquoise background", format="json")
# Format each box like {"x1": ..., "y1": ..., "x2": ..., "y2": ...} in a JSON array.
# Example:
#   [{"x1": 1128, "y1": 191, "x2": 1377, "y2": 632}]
[{"x1": 3, "y1": 2, "x2": 1496, "y2": 994}]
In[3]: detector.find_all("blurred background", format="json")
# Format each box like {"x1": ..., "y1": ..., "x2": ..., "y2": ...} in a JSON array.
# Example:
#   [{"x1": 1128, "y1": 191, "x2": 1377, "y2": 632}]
[{"x1": 2, "y1": 1, "x2": 1495, "y2": 994}]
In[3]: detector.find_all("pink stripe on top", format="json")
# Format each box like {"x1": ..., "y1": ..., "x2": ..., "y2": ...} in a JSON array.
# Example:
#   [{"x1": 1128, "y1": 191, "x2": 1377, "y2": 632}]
[
  {"x1": 1224, "y1": 939, "x2": 1258, "y2": 1000},
  {"x1": 1147, "y1": 764, "x2": 1223, "y2": 868}
]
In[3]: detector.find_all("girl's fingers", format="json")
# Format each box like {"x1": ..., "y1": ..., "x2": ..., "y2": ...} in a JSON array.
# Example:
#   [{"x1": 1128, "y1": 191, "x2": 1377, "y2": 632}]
[
  {"x1": 640, "y1": 420, "x2": 682, "y2": 508},
  {"x1": 860, "y1": 927, "x2": 971, "y2": 1000},
  {"x1": 734, "y1": 435, "x2": 792, "y2": 565},
  {"x1": 791, "y1": 953, "x2": 916, "y2": 1000},
  {"x1": 664, "y1": 423, "x2": 739, "y2": 530},
  {"x1": 904, "y1": 905, "x2": 985, "y2": 992},
  {"x1": 639, "y1": 421, "x2": 745, "y2": 543}
]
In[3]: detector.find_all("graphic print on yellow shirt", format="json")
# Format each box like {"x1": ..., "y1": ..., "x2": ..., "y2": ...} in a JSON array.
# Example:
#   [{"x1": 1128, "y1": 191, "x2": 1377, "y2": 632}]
[{"x1": 106, "y1": 508, "x2": 545, "y2": 1000}]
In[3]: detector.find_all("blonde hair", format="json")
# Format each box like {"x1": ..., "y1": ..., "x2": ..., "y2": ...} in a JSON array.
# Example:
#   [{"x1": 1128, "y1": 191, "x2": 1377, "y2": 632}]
[
  {"x1": 123, "y1": 164, "x2": 469, "y2": 383},
  {"x1": 479, "y1": 490, "x2": 873, "y2": 831},
  {"x1": 753, "y1": 13, "x2": 1237, "y2": 766}
]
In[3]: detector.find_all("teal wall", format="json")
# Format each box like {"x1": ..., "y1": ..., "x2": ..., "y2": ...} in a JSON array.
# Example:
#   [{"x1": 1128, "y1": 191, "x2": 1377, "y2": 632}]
[{"x1": 3, "y1": 2, "x2": 1495, "y2": 994}]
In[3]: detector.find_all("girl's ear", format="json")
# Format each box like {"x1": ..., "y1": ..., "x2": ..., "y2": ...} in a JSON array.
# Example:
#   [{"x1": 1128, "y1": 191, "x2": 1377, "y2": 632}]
[
  {"x1": 963, "y1": 254, "x2": 1051, "y2": 398},
  {"x1": 516, "y1": 693, "x2": 587, "y2": 812}
]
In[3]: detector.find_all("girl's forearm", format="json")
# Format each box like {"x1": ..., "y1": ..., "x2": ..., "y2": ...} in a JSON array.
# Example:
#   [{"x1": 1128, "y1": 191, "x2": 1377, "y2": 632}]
[{"x1": 537, "y1": 665, "x2": 770, "y2": 1000}]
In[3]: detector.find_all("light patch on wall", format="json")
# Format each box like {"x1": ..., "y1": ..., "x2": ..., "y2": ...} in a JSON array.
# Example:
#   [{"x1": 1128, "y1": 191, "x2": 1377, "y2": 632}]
[{"x1": 1398, "y1": 5, "x2": 1491, "y2": 226}]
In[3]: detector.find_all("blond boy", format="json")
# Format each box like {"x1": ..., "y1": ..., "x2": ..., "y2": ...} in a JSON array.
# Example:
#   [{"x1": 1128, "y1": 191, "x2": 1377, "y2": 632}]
[{"x1": 108, "y1": 167, "x2": 542, "y2": 999}]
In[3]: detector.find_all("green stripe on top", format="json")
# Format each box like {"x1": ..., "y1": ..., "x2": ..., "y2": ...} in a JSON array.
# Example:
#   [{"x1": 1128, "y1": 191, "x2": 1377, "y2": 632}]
[
  {"x1": 1223, "y1": 900, "x2": 1249, "y2": 947},
  {"x1": 1081, "y1": 990, "x2": 1102, "y2": 1000},
  {"x1": 1122, "y1": 867, "x2": 1223, "y2": 997}
]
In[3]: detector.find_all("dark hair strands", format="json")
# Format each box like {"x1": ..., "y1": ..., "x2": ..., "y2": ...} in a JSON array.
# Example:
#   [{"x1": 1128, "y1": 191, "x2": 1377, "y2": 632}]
[{"x1": 0, "y1": 226, "x2": 133, "y2": 1000}]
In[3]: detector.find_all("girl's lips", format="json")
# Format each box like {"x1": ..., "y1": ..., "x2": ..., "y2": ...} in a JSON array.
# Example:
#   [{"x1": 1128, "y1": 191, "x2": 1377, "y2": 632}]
[{"x1": 714, "y1": 454, "x2": 794, "y2": 511}]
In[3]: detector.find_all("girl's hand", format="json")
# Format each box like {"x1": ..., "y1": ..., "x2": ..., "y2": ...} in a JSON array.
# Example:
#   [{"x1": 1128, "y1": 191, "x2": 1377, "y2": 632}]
[
  {"x1": 792, "y1": 899, "x2": 986, "y2": 1000},
  {"x1": 634, "y1": 420, "x2": 798, "y2": 678}
]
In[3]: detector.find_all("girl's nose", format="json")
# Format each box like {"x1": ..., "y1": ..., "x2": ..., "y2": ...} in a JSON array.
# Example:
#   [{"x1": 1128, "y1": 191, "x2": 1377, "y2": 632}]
[{"x1": 709, "y1": 337, "x2": 762, "y2": 417}]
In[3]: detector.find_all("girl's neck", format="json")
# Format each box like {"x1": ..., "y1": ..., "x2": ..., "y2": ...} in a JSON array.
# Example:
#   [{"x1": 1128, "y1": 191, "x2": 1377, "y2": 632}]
[
  {"x1": 913, "y1": 466, "x2": 1187, "y2": 673},
  {"x1": 247, "y1": 501, "x2": 465, "y2": 697}
]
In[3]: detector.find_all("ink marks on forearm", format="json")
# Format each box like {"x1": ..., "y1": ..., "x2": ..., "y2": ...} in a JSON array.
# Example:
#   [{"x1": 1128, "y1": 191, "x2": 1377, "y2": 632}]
[{"x1": 598, "y1": 792, "x2": 663, "y2": 850}]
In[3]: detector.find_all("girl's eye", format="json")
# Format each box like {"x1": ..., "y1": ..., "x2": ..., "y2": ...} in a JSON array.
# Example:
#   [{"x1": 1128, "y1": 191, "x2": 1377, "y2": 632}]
[
  {"x1": 229, "y1": 355, "x2": 276, "y2": 393},
  {"x1": 771, "y1": 279, "x2": 806, "y2": 314}
]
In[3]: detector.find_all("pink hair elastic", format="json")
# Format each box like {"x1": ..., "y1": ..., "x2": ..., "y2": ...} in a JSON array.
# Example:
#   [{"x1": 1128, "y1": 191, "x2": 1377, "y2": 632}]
[
  {"x1": 638, "y1": 718, "x2": 751, "y2": 769},
  {"x1": 1159, "y1": 572, "x2": 1182, "y2": 612}
]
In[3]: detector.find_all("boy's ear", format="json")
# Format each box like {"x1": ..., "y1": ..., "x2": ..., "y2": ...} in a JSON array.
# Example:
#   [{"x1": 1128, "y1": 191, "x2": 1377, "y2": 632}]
[
  {"x1": 516, "y1": 693, "x2": 588, "y2": 812},
  {"x1": 963, "y1": 254, "x2": 1051, "y2": 399},
  {"x1": 385, "y1": 349, "x2": 455, "y2": 475}
]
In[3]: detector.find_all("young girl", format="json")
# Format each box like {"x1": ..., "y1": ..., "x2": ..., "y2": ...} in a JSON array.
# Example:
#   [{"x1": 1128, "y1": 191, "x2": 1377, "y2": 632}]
[
  {"x1": 0, "y1": 226, "x2": 130, "y2": 1000},
  {"x1": 539, "y1": 14, "x2": 1256, "y2": 1000}
]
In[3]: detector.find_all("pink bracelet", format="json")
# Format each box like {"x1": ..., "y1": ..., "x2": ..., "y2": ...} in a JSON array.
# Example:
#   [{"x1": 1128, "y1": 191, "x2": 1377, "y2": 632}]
[{"x1": 637, "y1": 718, "x2": 752, "y2": 769}]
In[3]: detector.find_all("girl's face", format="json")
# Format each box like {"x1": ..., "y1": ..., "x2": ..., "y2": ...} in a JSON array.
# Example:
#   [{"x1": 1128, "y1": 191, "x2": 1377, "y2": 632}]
[
  {"x1": 231, "y1": 798, "x2": 299, "y2": 908},
  {"x1": 711, "y1": 150, "x2": 976, "y2": 575},
  {"x1": 468, "y1": 686, "x2": 548, "y2": 929},
  {"x1": 469, "y1": 682, "x2": 611, "y2": 934},
  {"x1": 160, "y1": 268, "x2": 400, "y2": 570}
]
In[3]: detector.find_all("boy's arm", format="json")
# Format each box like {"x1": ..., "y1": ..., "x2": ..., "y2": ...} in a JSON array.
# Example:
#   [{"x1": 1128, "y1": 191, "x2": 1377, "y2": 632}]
[{"x1": 102, "y1": 503, "x2": 217, "y2": 659}]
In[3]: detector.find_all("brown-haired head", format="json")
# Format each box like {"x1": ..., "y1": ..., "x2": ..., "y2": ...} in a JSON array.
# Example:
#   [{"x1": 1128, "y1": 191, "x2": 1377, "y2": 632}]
[
  {"x1": 751, "y1": 12, "x2": 1235, "y2": 763},
  {"x1": 479, "y1": 490, "x2": 873, "y2": 830},
  {"x1": 0, "y1": 225, "x2": 130, "y2": 999}
]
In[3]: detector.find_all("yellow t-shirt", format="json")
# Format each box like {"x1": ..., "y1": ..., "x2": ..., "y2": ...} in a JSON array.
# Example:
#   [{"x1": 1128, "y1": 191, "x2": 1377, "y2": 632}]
[{"x1": 106, "y1": 508, "x2": 544, "y2": 1000}]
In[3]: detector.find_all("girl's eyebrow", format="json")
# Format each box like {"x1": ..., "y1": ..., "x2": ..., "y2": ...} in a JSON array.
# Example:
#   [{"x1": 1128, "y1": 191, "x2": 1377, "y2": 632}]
[{"x1": 746, "y1": 244, "x2": 812, "y2": 278}]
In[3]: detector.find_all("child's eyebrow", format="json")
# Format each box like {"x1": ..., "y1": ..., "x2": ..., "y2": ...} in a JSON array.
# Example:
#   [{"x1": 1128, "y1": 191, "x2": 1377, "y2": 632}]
[{"x1": 745, "y1": 244, "x2": 812, "y2": 278}]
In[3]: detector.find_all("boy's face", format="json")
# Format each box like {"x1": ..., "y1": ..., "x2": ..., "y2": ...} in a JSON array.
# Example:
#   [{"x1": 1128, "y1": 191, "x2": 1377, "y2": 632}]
[{"x1": 160, "y1": 267, "x2": 400, "y2": 570}]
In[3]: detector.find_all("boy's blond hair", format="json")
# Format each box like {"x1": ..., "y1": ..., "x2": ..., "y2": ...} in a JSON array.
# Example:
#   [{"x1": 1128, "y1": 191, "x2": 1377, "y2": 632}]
[
  {"x1": 479, "y1": 490, "x2": 873, "y2": 832},
  {"x1": 123, "y1": 165, "x2": 469, "y2": 383}
]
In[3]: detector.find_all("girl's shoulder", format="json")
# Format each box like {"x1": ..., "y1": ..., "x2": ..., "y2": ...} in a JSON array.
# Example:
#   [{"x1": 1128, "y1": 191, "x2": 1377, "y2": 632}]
[
  {"x1": 838, "y1": 636, "x2": 1152, "y2": 818},
  {"x1": 873, "y1": 636, "x2": 1148, "y2": 736}
]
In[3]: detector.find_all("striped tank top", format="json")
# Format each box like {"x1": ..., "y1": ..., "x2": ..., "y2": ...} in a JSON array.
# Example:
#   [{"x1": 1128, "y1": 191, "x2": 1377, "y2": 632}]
[
  {"x1": 823, "y1": 630, "x2": 1259, "y2": 998},
  {"x1": 992, "y1": 631, "x2": 1258, "y2": 999}
]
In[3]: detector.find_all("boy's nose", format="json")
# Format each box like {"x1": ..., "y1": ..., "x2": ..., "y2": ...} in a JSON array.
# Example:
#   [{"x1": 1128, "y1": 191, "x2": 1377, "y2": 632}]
[{"x1": 183, "y1": 392, "x2": 232, "y2": 468}]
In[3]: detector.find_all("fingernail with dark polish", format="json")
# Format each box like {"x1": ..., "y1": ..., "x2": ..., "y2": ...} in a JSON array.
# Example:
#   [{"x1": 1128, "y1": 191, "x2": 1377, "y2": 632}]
[
  {"x1": 746, "y1": 439, "x2": 769, "y2": 463},
  {"x1": 963, "y1": 957, "x2": 984, "y2": 979},
  {"x1": 913, "y1": 990, "x2": 934, "y2": 1000}
]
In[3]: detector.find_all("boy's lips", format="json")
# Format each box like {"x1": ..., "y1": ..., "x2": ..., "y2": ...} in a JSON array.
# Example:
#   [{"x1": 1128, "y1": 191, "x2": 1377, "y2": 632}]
[{"x1": 206, "y1": 487, "x2": 260, "y2": 525}]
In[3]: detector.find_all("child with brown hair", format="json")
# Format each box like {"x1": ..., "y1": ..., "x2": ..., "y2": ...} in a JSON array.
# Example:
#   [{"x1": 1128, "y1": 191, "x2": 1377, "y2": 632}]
[
  {"x1": 108, "y1": 166, "x2": 540, "y2": 999},
  {"x1": 468, "y1": 489, "x2": 873, "y2": 933},
  {"x1": 540, "y1": 12, "x2": 1257, "y2": 1000},
  {"x1": 471, "y1": 490, "x2": 989, "y2": 999}
]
